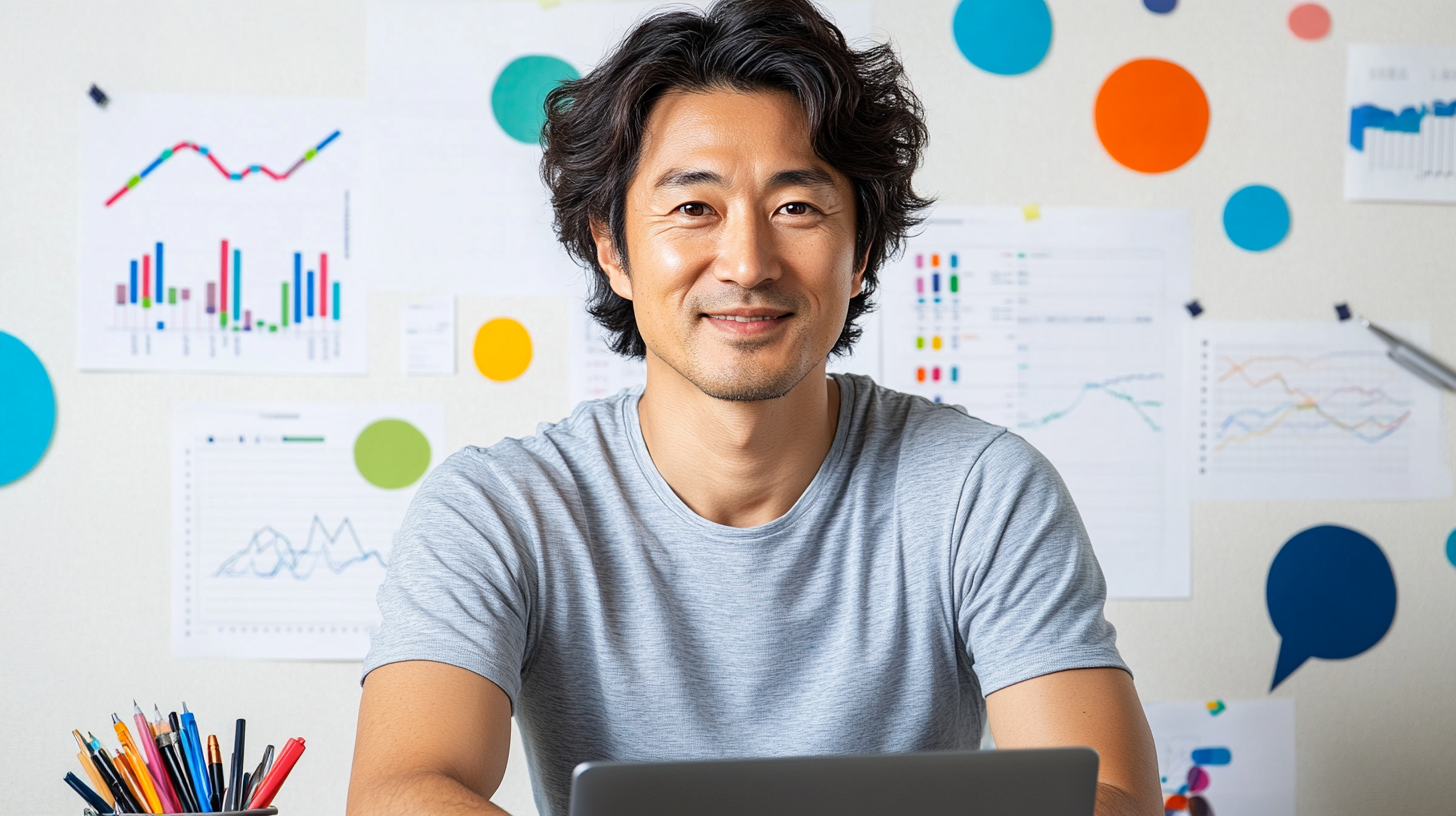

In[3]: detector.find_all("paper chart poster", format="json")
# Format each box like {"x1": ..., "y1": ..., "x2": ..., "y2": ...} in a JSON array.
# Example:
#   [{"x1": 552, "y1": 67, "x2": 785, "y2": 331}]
[
  {"x1": 1346, "y1": 45, "x2": 1456, "y2": 203},
  {"x1": 364, "y1": 0, "x2": 871, "y2": 297},
  {"x1": 1189, "y1": 321, "x2": 1450, "y2": 500},
  {"x1": 78, "y1": 94, "x2": 366, "y2": 373},
  {"x1": 1144, "y1": 699, "x2": 1296, "y2": 816},
  {"x1": 879, "y1": 207, "x2": 1191, "y2": 599},
  {"x1": 172, "y1": 403, "x2": 445, "y2": 660}
]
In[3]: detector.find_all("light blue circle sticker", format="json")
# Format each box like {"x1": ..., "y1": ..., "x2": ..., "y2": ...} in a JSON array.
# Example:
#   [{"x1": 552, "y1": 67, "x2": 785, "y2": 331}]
[
  {"x1": 0, "y1": 331, "x2": 56, "y2": 486},
  {"x1": 491, "y1": 55, "x2": 581, "y2": 144},
  {"x1": 952, "y1": 0, "x2": 1053, "y2": 76},
  {"x1": 1445, "y1": 528, "x2": 1456, "y2": 569},
  {"x1": 1223, "y1": 184, "x2": 1291, "y2": 252}
]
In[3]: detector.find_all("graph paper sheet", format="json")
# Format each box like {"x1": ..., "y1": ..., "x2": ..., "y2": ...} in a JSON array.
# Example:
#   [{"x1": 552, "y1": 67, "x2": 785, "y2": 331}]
[
  {"x1": 363, "y1": 0, "x2": 870, "y2": 297},
  {"x1": 1189, "y1": 322, "x2": 1450, "y2": 501},
  {"x1": 172, "y1": 403, "x2": 445, "y2": 660},
  {"x1": 1143, "y1": 700, "x2": 1296, "y2": 816},
  {"x1": 78, "y1": 94, "x2": 366, "y2": 373},
  {"x1": 880, "y1": 207, "x2": 1191, "y2": 599},
  {"x1": 1346, "y1": 45, "x2": 1456, "y2": 202}
]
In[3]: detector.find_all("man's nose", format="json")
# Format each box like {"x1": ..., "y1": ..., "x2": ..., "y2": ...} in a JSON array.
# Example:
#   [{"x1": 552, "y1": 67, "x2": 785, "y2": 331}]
[{"x1": 712, "y1": 209, "x2": 781, "y2": 289}]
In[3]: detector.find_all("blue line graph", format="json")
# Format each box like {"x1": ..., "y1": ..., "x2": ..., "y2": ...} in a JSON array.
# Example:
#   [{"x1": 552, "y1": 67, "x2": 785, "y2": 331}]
[
  {"x1": 1019, "y1": 373, "x2": 1164, "y2": 431},
  {"x1": 216, "y1": 514, "x2": 385, "y2": 579}
]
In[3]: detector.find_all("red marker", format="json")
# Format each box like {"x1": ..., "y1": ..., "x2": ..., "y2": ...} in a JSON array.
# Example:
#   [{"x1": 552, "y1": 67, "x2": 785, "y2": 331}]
[{"x1": 246, "y1": 737, "x2": 305, "y2": 809}]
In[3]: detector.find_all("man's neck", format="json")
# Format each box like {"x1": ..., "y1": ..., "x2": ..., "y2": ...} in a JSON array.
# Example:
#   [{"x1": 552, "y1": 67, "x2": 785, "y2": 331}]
[{"x1": 636, "y1": 354, "x2": 841, "y2": 528}]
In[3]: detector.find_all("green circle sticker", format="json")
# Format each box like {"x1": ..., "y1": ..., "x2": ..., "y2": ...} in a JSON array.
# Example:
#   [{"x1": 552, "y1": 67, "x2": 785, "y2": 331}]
[
  {"x1": 354, "y1": 419, "x2": 431, "y2": 489},
  {"x1": 491, "y1": 55, "x2": 580, "y2": 144}
]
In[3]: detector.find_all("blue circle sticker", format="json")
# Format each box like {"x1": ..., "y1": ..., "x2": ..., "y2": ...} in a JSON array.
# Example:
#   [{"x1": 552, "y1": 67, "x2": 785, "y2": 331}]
[
  {"x1": 491, "y1": 55, "x2": 581, "y2": 144},
  {"x1": 1144, "y1": 0, "x2": 1177, "y2": 13},
  {"x1": 952, "y1": 0, "x2": 1053, "y2": 76},
  {"x1": 0, "y1": 331, "x2": 56, "y2": 486},
  {"x1": 1223, "y1": 184, "x2": 1291, "y2": 252}
]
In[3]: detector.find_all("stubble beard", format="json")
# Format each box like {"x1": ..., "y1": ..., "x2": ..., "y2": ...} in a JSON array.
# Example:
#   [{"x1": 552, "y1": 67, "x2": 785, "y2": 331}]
[{"x1": 655, "y1": 292, "x2": 824, "y2": 403}]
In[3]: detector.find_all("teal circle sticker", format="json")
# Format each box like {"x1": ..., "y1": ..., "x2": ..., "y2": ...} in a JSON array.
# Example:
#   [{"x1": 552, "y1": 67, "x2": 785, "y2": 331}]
[
  {"x1": 952, "y1": 0, "x2": 1053, "y2": 76},
  {"x1": 0, "y1": 331, "x2": 56, "y2": 486},
  {"x1": 1223, "y1": 184, "x2": 1291, "y2": 252},
  {"x1": 491, "y1": 55, "x2": 580, "y2": 144}
]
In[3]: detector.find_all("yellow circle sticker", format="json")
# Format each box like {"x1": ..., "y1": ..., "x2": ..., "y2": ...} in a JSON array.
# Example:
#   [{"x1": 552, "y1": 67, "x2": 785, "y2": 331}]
[{"x1": 473, "y1": 317, "x2": 533, "y2": 381}]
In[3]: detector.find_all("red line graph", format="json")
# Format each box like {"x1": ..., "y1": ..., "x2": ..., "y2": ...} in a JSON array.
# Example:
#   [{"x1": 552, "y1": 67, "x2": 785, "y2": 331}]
[{"x1": 1214, "y1": 353, "x2": 1412, "y2": 448}]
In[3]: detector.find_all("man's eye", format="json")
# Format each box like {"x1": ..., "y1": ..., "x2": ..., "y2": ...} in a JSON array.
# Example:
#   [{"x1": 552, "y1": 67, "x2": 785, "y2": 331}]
[
  {"x1": 780, "y1": 202, "x2": 815, "y2": 216},
  {"x1": 676, "y1": 203, "x2": 709, "y2": 216}
]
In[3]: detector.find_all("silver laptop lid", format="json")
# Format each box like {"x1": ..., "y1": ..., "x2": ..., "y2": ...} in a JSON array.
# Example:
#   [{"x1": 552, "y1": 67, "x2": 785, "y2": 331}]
[{"x1": 569, "y1": 747, "x2": 1098, "y2": 816}]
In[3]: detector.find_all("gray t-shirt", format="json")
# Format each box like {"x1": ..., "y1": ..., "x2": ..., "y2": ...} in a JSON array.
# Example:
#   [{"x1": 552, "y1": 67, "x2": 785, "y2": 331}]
[{"x1": 364, "y1": 373, "x2": 1125, "y2": 816}]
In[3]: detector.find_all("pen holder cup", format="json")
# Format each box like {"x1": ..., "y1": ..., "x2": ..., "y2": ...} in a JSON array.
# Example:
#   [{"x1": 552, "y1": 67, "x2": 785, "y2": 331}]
[{"x1": 215, "y1": 810, "x2": 279, "y2": 815}]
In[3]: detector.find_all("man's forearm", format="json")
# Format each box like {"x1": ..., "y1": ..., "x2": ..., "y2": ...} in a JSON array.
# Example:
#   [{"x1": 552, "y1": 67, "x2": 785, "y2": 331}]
[
  {"x1": 347, "y1": 768, "x2": 514, "y2": 816},
  {"x1": 1095, "y1": 781, "x2": 1160, "y2": 816}
]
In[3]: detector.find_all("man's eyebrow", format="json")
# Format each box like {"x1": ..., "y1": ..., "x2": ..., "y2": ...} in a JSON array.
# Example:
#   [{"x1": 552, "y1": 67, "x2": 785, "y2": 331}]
[
  {"x1": 654, "y1": 169, "x2": 725, "y2": 189},
  {"x1": 652, "y1": 167, "x2": 838, "y2": 191}
]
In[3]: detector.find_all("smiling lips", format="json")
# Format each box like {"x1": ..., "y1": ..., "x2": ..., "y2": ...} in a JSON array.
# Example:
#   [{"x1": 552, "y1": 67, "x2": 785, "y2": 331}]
[{"x1": 703, "y1": 310, "x2": 790, "y2": 336}]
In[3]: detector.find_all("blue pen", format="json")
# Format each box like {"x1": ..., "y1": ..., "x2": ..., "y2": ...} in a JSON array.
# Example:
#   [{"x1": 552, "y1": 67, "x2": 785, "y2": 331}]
[{"x1": 181, "y1": 703, "x2": 214, "y2": 812}]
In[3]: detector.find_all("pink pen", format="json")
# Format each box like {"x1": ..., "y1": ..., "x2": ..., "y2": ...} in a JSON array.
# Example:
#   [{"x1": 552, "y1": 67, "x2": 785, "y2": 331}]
[{"x1": 134, "y1": 701, "x2": 181, "y2": 813}]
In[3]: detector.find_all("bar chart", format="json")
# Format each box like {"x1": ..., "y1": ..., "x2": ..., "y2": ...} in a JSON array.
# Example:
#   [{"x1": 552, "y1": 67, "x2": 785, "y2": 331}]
[{"x1": 79, "y1": 93, "x2": 364, "y2": 372}]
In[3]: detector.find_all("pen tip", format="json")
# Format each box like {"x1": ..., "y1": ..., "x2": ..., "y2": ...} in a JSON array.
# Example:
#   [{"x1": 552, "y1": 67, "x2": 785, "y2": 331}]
[
  {"x1": 112, "y1": 713, "x2": 121, "y2": 723},
  {"x1": 183, "y1": 702, "x2": 190, "y2": 713}
]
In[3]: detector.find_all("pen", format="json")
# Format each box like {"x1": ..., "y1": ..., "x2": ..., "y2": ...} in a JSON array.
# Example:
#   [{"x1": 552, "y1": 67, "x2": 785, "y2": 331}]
[
  {"x1": 76, "y1": 729, "x2": 140, "y2": 813},
  {"x1": 76, "y1": 739, "x2": 116, "y2": 810},
  {"x1": 206, "y1": 735, "x2": 225, "y2": 812},
  {"x1": 135, "y1": 702, "x2": 182, "y2": 814},
  {"x1": 103, "y1": 745, "x2": 151, "y2": 814},
  {"x1": 154, "y1": 708, "x2": 199, "y2": 813},
  {"x1": 65, "y1": 771, "x2": 115, "y2": 814},
  {"x1": 224, "y1": 719, "x2": 246, "y2": 812},
  {"x1": 113, "y1": 714, "x2": 164, "y2": 814},
  {"x1": 87, "y1": 733, "x2": 147, "y2": 812},
  {"x1": 244, "y1": 745, "x2": 274, "y2": 805},
  {"x1": 1362, "y1": 317, "x2": 1456, "y2": 391},
  {"x1": 165, "y1": 709, "x2": 201, "y2": 811},
  {"x1": 246, "y1": 737, "x2": 305, "y2": 810},
  {"x1": 180, "y1": 704, "x2": 213, "y2": 813}
]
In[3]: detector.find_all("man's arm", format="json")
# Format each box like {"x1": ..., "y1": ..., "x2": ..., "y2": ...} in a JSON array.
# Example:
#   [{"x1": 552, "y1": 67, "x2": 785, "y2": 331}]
[
  {"x1": 985, "y1": 667, "x2": 1162, "y2": 816},
  {"x1": 347, "y1": 661, "x2": 516, "y2": 816}
]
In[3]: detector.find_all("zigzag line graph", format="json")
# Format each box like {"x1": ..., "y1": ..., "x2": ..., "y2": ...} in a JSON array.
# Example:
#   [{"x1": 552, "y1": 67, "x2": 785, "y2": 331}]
[
  {"x1": 104, "y1": 129, "x2": 341, "y2": 207},
  {"x1": 216, "y1": 514, "x2": 384, "y2": 580},
  {"x1": 1212, "y1": 352, "x2": 1413, "y2": 449},
  {"x1": 1019, "y1": 372, "x2": 1164, "y2": 432}
]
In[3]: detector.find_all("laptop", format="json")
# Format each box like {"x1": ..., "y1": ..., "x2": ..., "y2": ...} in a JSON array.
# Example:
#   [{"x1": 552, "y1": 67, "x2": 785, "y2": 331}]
[{"x1": 569, "y1": 747, "x2": 1098, "y2": 816}]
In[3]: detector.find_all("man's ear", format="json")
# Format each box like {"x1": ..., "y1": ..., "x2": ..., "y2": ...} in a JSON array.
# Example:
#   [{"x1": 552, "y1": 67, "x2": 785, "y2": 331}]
[
  {"x1": 850, "y1": 248, "x2": 869, "y2": 298},
  {"x1": 590, "y1": 218, "x2": 632, "y2": 300}
]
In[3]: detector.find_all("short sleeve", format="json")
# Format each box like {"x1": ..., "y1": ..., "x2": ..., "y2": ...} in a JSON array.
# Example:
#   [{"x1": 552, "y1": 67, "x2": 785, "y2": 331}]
[
  {"x1": 952, "y1": 432, "x2": 1127, "y2": 696},
  {"x1": 363, "y1": 449, "x2": 535, "y2": 709}
]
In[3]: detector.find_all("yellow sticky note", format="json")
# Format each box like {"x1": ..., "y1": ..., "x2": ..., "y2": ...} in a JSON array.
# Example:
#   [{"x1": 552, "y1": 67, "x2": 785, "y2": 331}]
[{"x1": 1022, "y1": 203, "x2": 1041, "y2": 221}]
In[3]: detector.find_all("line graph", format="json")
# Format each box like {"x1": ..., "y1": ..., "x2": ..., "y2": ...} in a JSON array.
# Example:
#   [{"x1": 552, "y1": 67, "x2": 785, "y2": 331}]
[
  {"x1": 1019, "y1": 373, "x2": 1164, "y2": 432},
  {"x1": 1213, "y1": 352, "x2": 1412, "y2": 448},
  {"x1": 105, "y1": 129, "x2": 341, "y2": 207},
  {"x1": 1191, "y1": 323, "x2": 1449, "y2": 500},
  {"x1": 216, "y1": 515, "x2": 386, "y2": 580}
]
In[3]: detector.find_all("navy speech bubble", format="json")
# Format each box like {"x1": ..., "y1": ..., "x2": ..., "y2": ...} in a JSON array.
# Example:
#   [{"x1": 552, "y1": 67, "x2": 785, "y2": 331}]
[{"x1": 1266, "y1": 525, "x2": 1397, "y2": 690}]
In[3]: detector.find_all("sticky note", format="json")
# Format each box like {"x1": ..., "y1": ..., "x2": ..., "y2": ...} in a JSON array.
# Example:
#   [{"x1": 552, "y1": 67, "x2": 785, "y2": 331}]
[{"x1": 1022, "y1": 203, "x2": 1041, "y2": 221}]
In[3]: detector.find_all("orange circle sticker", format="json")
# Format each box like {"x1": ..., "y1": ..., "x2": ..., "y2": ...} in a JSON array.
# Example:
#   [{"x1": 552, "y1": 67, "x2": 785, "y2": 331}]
[
  {"x1": 1094, "y1": 58, "x2": 1209, "y2": 174},
  {"x1": 472, "y1": 317, "x2": 533, "y2": 382}
]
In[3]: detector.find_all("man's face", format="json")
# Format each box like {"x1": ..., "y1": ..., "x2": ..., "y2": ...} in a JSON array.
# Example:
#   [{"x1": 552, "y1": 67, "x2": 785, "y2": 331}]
[{"x1": 597, "y1": 88, "x2": 863, "y2": 402}]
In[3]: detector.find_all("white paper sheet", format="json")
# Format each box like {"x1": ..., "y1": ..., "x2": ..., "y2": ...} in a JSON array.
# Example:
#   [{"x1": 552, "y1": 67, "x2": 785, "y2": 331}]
[
  {"x1": 78, "y1": 94, "x2": 367, "y2": 372},
  {"x1": 1144, "y1": 699, "x2": 1296, "y2": 816},
  {"x1": 1189, "y1": 321, "x2": 1450, "y2": 500},
  {"x1": 1346, "y1": 45, "x2": 1456, "y2": 202},
  {"x1": 363, "y1": 0, "x2": 872, "y2": 296},
  {"x1": 402, "y1": 295, "x2": 457, "y2": 375},
  {"x1": 172, "y1": 403, "x2": 445, "y2": 660},
  {"x1": 880, "y1": 207, "x2": 1191, "y2": 598}
]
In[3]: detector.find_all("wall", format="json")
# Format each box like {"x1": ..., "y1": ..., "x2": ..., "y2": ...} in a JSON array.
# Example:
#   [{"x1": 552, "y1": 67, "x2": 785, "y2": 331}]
[{"x1": 1, "y1": 2, "x2": 1453, "y2": 815}]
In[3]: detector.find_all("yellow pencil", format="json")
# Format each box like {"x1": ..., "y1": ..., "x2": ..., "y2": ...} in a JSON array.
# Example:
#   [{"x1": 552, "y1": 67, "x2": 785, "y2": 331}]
[{"x1": 75, "y1": 748, "x2": 115, "y2": 808}]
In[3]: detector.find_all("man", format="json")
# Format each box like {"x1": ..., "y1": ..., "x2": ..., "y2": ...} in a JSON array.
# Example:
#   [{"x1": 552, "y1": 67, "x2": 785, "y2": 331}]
[{"x1": 348, "y1": 2, "x2": 1161, "y2": 815}]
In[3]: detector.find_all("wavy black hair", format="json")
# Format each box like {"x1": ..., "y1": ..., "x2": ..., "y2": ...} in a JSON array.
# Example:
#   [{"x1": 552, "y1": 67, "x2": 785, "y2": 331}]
[{"x1": 541, "y1": 0, "x2": 931, "y2": 359}]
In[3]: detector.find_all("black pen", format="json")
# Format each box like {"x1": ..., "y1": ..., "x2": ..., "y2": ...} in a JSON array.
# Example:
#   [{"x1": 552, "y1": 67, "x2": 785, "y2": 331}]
[
  {"x1": 207, "y1": 734, "x2": 225, "y2": 812},
  {"x1": 158, "y1": 728, "x2": 199, "y2": 812},
  {"x1": 75, "y1": 730, "x2": 139, "y2": 813},
  {"x1": 167, "y1": 710, "x2": 201, "y2": 809},
  {"x1": 224, "y1": 718, "x2": 246, "y2": 812}
]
